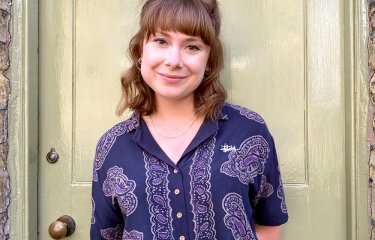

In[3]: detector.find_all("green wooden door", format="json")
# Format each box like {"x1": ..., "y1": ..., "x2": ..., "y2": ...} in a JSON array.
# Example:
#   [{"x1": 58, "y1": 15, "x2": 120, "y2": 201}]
[{"x1": 39, "y1": 0, "x2": 347, "y2": 239}]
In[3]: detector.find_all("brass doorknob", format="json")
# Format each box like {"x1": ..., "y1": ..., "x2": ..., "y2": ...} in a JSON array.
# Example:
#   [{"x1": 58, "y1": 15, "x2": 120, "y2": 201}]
[{"x1": 48, "y1": 215, "x2": 76, "y2": 239}]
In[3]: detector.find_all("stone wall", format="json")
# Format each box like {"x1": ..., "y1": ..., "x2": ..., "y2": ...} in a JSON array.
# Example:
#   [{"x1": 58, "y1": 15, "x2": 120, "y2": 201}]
[
  {"x1": 0, "y1": 0, "x2": 10, "y2": 239},
  {"x1": 370, "y1": 1, "x2": 375, "y2": 239}
]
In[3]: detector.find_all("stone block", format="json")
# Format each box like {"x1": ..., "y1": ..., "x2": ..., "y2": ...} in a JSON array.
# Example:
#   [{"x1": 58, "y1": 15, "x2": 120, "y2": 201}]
[
  {"x1": 370, "y1": 38, "x2": 375, "y2": 71},
  {"x1": 0, "y1": 0, "x2": 10, "y2": 13},
  {"x1": 371, "y1": 73, "x2": 375, "y2": 94},
  {"x1": 0, "y1": 143, "x2": 8, "y2": 171},
  {"x1": 0, "y1": 174, "x2": 9, "y2": 213},
  {"x1": 0, "y1": 42, "x2": 8, "y2": 71},
  {"x1": 0, "y1": 74, "x2": 9, "y2": 110},
  {"x1": 370, "y1": 4, "x2": 375, "y2": 36},
  {"x1": 0, "y1": 9, "x2": 9, "y2": 43},
  {"x1": 0, "y1": 110, "x2": 6, "y2": 144}
]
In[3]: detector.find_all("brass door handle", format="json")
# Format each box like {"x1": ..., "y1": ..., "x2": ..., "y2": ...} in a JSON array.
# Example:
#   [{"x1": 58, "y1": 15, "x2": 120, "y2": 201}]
[{"x1": 48, "y1": 215, "x2": 76, "y2": 239}]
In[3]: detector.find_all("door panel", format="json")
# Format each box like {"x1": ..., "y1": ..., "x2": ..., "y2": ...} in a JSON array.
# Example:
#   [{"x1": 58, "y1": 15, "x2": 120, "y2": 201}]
[
  {"x1": 73, "y1": 1, "x2": 139, "y2": 182},
  {"x1": 221, "y1": 0, "x2": 306, "y2": 184},
  {"x1": 39, "y1": 1, "x2": 346, "y2": 239}
]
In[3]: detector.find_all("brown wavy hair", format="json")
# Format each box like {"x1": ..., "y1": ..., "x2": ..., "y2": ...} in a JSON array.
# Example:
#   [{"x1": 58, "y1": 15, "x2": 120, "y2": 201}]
[{"x1": 117, "y1": 0, "x2": 227, "y2": 121}]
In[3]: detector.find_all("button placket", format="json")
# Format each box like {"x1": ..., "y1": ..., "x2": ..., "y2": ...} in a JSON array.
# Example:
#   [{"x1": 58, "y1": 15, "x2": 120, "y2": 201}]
[{"x1": 170, "y1": 166, "x2": 188, "y2": 238}]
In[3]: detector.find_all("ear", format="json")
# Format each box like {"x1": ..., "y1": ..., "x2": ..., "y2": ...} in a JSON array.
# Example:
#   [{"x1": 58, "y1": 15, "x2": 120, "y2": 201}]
[{"x1": 205, "y1": 67, "x2": 211, "y2": 75}]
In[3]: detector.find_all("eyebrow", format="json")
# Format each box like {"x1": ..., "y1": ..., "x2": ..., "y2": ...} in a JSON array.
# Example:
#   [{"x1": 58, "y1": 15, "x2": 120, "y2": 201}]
[{"x1": 156, "y1": 31, "x2": 203, "y2": 42}]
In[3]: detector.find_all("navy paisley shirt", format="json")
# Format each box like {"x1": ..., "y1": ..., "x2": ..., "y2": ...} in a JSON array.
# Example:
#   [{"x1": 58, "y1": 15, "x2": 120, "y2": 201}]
[{"x1": 90, "y1": 103, "x2": 288, "y2": 240}]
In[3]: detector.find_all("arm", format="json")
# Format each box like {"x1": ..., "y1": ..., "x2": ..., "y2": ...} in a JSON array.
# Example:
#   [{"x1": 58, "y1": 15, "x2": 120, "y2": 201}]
[
  {"x1": 91, "y1": 141, "x2": 125, "y2": 239},
  {"x1": 250, "y1": 129, "x2": 288, "y2": 240},
  {"x1": 255, "y1": 224, "x2": 282, "y2": 240},
  {"x1": 91, "y1": 178, "x2": 125, "y2": 239}
]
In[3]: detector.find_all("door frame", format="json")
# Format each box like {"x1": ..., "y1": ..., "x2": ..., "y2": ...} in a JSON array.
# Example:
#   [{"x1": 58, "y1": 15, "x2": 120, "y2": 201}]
[
  {"x1": 8, "y1": 0, "x2": 369, "y2": 239},
  {"x1": 344, "y1": 0, "x2": 370, "y2": 239},
  {"x1": 9, "y1": 0, "x2": 38, "y2": 239}
]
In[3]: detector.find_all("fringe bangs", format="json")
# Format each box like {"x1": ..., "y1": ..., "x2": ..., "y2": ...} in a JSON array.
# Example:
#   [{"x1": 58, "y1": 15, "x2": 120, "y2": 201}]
[{"x1": 140, "y1": 0, "x2": 216, "y2": 45}]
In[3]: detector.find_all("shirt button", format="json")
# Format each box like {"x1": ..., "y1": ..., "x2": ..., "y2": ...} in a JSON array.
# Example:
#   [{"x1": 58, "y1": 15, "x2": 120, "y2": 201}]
[
  {"x1": 179, "y1": 236, "x2": 185, "y2": 240},
  {"x1": 176, "y1": 212, "x2": 183, "y2": 218},
  {"x1": 173, "y1": 169, "x2": 179, "y2": 174},
  {"x1": 174, "y1": 189, "x2": 180, "y2": 195}
]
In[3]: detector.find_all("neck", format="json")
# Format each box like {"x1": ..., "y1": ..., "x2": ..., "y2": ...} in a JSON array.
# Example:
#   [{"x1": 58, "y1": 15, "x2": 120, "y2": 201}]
[
  {"x1": 153, "y1": 96, "x2": 197, "y2": 123},
  {"x1": 144, "y1": 95, "x2": 205, "y2": 142}
]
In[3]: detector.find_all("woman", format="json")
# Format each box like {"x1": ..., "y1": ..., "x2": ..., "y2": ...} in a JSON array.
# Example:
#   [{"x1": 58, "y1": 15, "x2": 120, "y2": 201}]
[{"x1": 91, "y1": 0, "x2": 288, "y2": 239}]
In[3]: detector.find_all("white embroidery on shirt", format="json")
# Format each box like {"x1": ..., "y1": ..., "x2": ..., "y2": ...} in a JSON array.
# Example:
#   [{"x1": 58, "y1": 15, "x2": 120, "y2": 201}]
[
  {"x1": 220, "y1": 144, "x2": 237, "y2": 153},
  {"x1": 220, "y1": 136, "x2": 270, "y2": 185}
]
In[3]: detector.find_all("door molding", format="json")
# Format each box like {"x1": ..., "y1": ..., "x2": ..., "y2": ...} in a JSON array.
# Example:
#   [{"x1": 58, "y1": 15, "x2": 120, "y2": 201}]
[
  {"x1": 8, "y1": 0, "x2": 368, "y2": 239},
  {"x1": 346, "y1": 0, "x2": 369, "y2": 239},
  {"x1": 9, "y1": 0, "x2": 38, "y2": 239}
]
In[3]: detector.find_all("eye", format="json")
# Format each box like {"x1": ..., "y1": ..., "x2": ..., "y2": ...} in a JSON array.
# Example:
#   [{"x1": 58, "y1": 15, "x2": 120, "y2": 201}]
[
  {"x1": 186, "y1": 44, "x2": 201, "y2": 51},
  {"x1": 153, "y1": 38, "x2": 167, "y2": 45}
]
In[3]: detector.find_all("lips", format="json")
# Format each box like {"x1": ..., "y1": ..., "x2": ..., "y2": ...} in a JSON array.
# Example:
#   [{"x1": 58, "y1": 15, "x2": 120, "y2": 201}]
[{"x1": 158, "y1": 72, "x2": 186, "y2": 83}]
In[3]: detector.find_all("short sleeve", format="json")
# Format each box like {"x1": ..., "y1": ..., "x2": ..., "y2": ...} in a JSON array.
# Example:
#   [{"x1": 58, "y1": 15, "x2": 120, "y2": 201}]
[
  {"x1": 249, "y1": 131, "x2": 288, "y2": 226},
  {"x1": 90, "y1": 142, "x2": 124, "y2": 240}
]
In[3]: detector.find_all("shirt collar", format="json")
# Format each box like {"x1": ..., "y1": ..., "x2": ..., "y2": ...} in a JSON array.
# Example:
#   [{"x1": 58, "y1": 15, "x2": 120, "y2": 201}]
[
  {"x1": 218, "y1": 103, "x2": 230, "y2": 121},
  {"x1": 127, "y1": 102, "x2": 229, "y2": 133},
  {"x1": 130, "y1": 107, "x2": 228, "y2": 167}
]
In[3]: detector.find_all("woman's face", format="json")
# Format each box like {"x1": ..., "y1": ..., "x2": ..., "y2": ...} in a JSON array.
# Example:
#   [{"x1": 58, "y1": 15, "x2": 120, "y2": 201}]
[{"x1": 140, "y1": 30, "x2": 210, "y2": 103}]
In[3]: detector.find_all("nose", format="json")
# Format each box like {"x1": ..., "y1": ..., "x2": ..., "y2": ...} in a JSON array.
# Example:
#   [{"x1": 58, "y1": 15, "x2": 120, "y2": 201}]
[{"x1": 165, "y1": 47, "x2": 183, "y2": 69}]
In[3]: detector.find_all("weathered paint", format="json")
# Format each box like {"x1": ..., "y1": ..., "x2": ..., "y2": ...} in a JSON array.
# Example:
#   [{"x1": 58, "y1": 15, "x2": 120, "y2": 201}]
[{"x1": 8, "y1": 0, "x2": 39, "y2": 239}]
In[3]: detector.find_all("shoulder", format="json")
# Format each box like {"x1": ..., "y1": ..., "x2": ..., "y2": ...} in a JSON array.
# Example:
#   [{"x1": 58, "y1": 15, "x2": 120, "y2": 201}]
[
  {"x1": 220, "y1": 102, "x2": 273, "y2": 139},
  {"x1": 92, "y1": 112, "x2": 140, "y2": 182},
  {"x1": 222, "y1": 102, "x2": 266, "y2": 125},
  {"x1": 96, "y1": 112, "x2": 140, "y2": 149}
]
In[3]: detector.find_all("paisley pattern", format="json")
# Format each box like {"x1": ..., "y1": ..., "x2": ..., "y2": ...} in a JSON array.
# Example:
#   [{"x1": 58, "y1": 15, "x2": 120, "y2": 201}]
[
  {"x1": 93, "y1": 113, "x2": 140, "y2": 182},
  {"x1": 123, "y1": 230, "x2": 144, "y2": 240},
  {"x1": 91, "y1": 105, "x2": 289, "y2": 238},
  {"x1": 144, "y1": 152, "x2": 174, "y2": 240},
  {"x1": 101, "y1": 224, "x2": 124, "y2": 240},
  {"x1": 102, "y1": 166, "x2": 138, "y2": 216},
  {"x1": 221, "y1": 136, "x2": 270, "y2": 184},
  {"x1": 277, "y1": 176, "x2": 288, "y2": 213},
  {"x1": 91, "y1": 197, "x2": 96, "y2": 224},
  {"x1": 222, "y1": 193, "x2": 256, "y2": 240},
  {"x1": 227, "y1": 104, "x2": 265, "y2": 124},
  {"x1": 253, "y1": 175, "x2": 274, "y2": 207},
  {"x1": 190, "y1": 136, "x2": 217, "y2": 240}
]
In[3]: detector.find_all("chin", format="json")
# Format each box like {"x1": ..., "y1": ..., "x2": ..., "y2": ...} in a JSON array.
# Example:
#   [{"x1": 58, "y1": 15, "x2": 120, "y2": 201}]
[{"x1": 158, "y1": 93, "x2": 192, "y2": 102}]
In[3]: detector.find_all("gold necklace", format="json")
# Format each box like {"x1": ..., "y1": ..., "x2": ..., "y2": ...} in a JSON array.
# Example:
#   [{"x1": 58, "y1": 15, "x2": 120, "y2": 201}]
[{"x1": 149, "y1": 115, "x2": 197, "y2": 139}]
